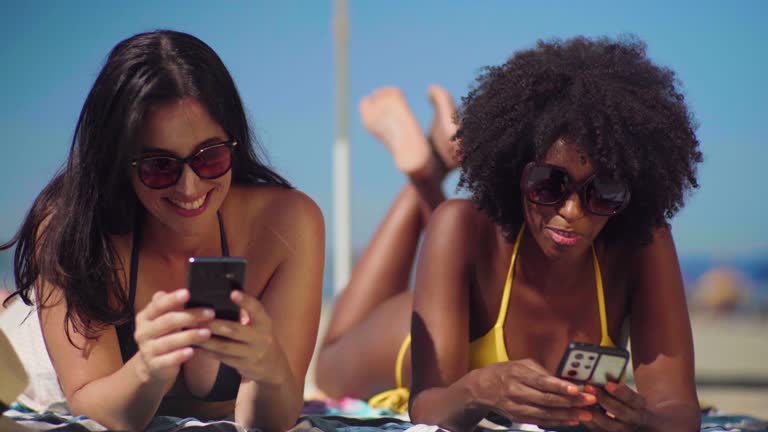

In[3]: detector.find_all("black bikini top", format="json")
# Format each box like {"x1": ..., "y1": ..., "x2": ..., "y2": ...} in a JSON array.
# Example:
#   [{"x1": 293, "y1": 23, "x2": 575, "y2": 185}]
[{"x1": 114, "y1": 211, "x2": 240, "y2": 401}]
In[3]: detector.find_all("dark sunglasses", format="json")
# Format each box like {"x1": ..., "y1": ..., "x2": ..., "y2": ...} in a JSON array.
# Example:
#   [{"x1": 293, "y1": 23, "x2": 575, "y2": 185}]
[
  {"x1": 131, "y1": 141, "x2": 237, "y2": 189},
  {"x1": 520, "y1": 162, "x2": 630, "y2": 216}
]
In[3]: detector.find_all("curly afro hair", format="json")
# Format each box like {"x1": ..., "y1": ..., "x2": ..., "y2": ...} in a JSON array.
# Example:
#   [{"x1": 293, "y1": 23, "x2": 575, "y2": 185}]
[{"x1": 456, "y1": 35, "x2": 702, "y2": 246}]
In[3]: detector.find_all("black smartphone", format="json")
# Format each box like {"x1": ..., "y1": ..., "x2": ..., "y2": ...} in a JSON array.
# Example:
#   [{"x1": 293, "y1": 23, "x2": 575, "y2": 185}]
[
  {"x1": 555, "y1": 342, "x2": 629, "y2": 386},
  {"x1": 186, "y1": 257, "x2": 246, "y2": 321}
]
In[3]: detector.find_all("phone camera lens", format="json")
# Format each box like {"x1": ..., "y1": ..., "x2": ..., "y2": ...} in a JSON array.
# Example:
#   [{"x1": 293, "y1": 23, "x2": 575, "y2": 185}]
[
  {"x1": 575, "y1": 353, "x2": 584, "y2": 360},
  {"x1": 571, "y1": 362, "x2": 580, "y2": 368},
  {"x1": 585, "y1": 365, "x2": 591, "y2": 369},
  {"x1": 588, "y1": 356, "x2": 595, "y2": 360},
  {"x1": 567, "y1": 370, "x2": 578, "y2": 377}
]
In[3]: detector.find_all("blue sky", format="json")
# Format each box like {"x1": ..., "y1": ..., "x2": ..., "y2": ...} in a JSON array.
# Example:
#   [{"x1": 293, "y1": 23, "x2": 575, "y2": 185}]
[{"x1": 1, "y1": 1, "x2": 766, "y2": 264}]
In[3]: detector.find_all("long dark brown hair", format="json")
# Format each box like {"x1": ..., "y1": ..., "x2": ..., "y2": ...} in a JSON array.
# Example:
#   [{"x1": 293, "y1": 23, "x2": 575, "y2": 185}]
[{"x1": 1, "y1": 30, "x2": 291, "y2": 344}]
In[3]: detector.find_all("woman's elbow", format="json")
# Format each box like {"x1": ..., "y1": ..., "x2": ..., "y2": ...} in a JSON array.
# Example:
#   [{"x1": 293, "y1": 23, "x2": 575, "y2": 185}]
[{"x1": 68, "y1": 395, "x2": 151, "y2": 432}]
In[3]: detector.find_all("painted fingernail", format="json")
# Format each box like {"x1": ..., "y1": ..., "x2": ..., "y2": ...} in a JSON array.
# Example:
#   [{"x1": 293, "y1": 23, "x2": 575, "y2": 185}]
[
  {"x1": 605, "y1": 382, "x2": 617, "y2": 392},
  {"x1": 198, "y1": 328, "x2": 211, "y2": 337},
  {"x1": 584, "y1": 394, "x2": 597, "y2": 404},
  {"x1": 579, "y1": 411, "x2": 592, "y2": 422},
  {"x1": 215, "y1": 324, "x2": 231, "y2": 334},
  {"x1": 202, "y1": 309, "x2": 215, "y2": 318},
  {"x1": 568, "y1": 420, "x2": 579, "y2": 426},
  {"x1": 231, "y1": 290, "x2": 243, "y2": 301},
  {"x1": 177, "y1": 290, "x2": 188, "y2": 300}
]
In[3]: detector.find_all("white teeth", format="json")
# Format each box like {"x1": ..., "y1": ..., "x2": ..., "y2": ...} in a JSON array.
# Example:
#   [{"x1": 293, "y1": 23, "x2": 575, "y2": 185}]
[{"x1": 170, "y1": 193, "x2": 206, "y2": 210}]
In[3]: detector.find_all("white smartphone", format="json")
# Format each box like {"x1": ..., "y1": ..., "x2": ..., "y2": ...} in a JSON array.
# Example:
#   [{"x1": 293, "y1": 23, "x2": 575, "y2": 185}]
[{"x1": 555, "y1": 342, "x2": 629, "y2": 386}]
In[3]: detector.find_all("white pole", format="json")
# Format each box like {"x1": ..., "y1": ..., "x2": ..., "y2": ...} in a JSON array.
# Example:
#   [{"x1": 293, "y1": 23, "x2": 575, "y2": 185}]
[{"x1": 333, "y1": 0, "x2": 351, "y2": 295}]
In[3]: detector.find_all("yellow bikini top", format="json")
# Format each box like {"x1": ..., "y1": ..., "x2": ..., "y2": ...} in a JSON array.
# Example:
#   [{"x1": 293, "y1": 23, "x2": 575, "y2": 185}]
[
  {"x1": 369, "y1": 225, "x2": 616, "y2": 414},
  {"x1": 468, "y1": 225, "x2": 616, "y2": 370}
]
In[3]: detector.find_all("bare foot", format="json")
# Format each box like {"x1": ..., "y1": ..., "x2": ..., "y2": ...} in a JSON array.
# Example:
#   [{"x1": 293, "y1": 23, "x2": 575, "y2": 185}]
[
  {"x1": 359, "y1": 88, "x2": 440, "y2": 180},
  {"x1": 427, "y1": 84, "x2": 460, "y2": 170}
]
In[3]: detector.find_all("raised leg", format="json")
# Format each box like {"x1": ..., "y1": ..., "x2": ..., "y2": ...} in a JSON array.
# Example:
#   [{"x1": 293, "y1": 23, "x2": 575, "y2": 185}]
[{"x1": 316, "y1": 86, "x2": 459, "y2": 398}]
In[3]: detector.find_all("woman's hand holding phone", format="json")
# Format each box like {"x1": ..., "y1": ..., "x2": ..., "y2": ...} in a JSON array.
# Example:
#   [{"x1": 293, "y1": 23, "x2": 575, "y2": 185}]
[
  {"x1": 582, "y1": 382, "x2": 649, "y2": 431},
  {"x1": 469, "y1": 358, "x2": 596, "y2": 428},
  {"x1": 196, "y1": 290, "x2": 285, "y2": 385},
  {"x1": 133, "y1": 289, "x2": 215, "y2": 385}
]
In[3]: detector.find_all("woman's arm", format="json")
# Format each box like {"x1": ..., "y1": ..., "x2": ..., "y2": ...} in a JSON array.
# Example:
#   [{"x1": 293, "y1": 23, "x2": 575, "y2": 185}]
[
  {"x1": 39, "y1": 285, "x2": 211, "y2": 431},
  {"x1": 584, "y1": 227, "x2": 700, "y2": 431},
  {"x1": 408, "y1": 200, "x2": 490, "y2": 430},
  {"x1": 629, "y1": 227, "x2": 700, "y2": 431},
  {"x1": 229, "y1": 190, "x2": 324, "y2": 432},
  {"x1": 409, "y1": 200, "x2": 592, "y2": 431}
]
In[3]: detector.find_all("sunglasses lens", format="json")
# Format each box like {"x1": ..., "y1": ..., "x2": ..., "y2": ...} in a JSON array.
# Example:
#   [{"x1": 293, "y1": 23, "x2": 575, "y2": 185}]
[
  {"x1": 137, "y1": 157, "x2": 182, "y2": 189},
  {"x1": 585, "y1": 178, "x2": 629, "y2": 215},
  {"x1": 190, "y1": 145, "x2": 232, "y2": 179},
  {"x1": 525, "y1": 165, "x2": 568, "y2": 204}
]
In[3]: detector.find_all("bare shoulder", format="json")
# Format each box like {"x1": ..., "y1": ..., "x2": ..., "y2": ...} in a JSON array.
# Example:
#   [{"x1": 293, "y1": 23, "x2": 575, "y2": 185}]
[
  {"x1": 224, "y1": 185, "x2": 324, "y2": 252},
  {"x1": 420, "y1": 199, "x2": 500, "y2": 268},
  {"x1": 623, "y1": 225, "x2": 687, "y2": 308},
  {"x1": 428, "y1": 199, "x2": 497, "y2": 244},
  {"x1": 626, "y1": 225, "x2": 678, "y2": 271},
  {"x1": 430, "y1": 199, "x2": 491, "y2": 229},
  {"x1": 228, "y1": 184, "x2": 322, "y2": 223}
]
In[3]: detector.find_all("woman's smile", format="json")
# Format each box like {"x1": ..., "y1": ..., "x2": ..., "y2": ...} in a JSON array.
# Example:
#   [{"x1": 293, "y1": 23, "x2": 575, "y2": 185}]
[{"x1": 166, "y1": 189, "x2": 212, "y2": 217}]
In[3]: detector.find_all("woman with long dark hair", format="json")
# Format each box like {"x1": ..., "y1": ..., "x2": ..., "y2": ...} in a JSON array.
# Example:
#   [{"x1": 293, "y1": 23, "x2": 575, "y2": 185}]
[{"x1": 2, "y1": 30, "x2": 324, "y2": 431}]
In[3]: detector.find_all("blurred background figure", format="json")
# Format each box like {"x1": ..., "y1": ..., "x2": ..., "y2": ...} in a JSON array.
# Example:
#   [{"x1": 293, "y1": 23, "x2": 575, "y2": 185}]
[{"x1": 692, "y1": 267, "x2": 752, "y2": 316}]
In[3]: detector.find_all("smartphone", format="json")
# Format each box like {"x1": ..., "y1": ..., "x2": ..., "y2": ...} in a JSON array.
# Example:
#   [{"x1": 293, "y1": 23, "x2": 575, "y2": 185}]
[
  {"x1": 186, "y1": 257, "x2": 246, "y2": 321},
  {"x1": 555, "y1": 342, "x2": 629, "y2": 386}
]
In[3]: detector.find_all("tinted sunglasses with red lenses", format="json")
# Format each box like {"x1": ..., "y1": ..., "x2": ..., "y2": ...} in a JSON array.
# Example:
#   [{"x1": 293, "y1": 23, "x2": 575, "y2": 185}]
[
  {"x1": 520, "y1": 162, "x2": 630, "y2": 216},
  {"x1": 131, "y1": 141, "x2": 237, "y2": 189}
]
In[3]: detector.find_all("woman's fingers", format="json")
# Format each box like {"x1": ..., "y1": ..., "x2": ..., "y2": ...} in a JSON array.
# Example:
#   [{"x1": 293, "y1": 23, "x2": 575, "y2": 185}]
[
  {"x1": 520, "y1": 372, "x2": 579, "y2": 396},
  {"x1": 517, "y1": 360, "x2": 581, "y2": 395},
  {"x1": 137, "y1": 289, "x2": 188, "y2": 321},
  {"x1": 195, "y1": 329, "x2": 266, "y2": 360},
  {"x1": 145, "y1": 347, "x2": 195, "y2": 371},
  {"x1": 591, "y1": 385, "x2": 646, "y2": 426},
  {"x1": 135, "y1": 308, "x2": 214, "y2": 343},
  {"x1": 141, "y1": 328, "x2": 211, "y2": 358},
  {"x1": 510, "y1": 360, "x2": 595, "y2": 406},
  {"x1": 230, "y1": 290, "x2": 270, "y2": 326},
  {"x1": 522, "y1": 385, "x2": 596, "y2": 408},
  {"x1": 132, "y1": 289, "x2": 219, "y2": 383}
]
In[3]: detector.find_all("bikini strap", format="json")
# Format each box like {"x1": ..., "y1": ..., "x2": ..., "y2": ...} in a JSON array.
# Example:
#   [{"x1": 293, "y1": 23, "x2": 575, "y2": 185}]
[
  {"x1": 394, "y1": 334, "x2": 412, "y2": 388},
  {"x1": 217, "y1": 211, "x2": 229, "y2": 257},
  {"x1": 496, "y1": 225, "x2": 525, "y2": 327},
  {"x1": 592, "y1": 246, "x2": 615, "y2": 347}
]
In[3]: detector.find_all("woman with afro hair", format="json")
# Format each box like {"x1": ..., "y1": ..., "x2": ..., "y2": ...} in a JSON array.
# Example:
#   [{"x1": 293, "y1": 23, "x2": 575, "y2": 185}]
[{"x1": 317, "y1": 35, "x2": 702, "y2": 431}]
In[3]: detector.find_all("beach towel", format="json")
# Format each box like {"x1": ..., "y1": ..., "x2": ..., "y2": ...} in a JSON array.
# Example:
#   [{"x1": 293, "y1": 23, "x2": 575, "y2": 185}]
[{"x1": 3, "y1": 400, "x2": 768, "y2": 432}]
